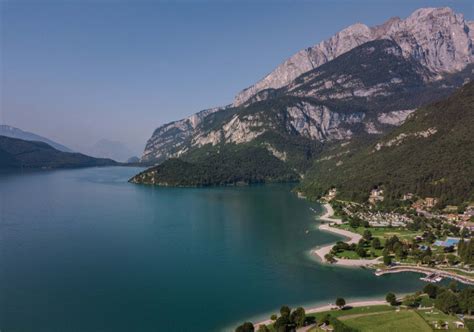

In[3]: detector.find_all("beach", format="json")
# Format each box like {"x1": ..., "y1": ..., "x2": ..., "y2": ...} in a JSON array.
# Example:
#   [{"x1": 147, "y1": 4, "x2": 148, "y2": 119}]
[{"x1": 311, "y1": 203, "x2": 381, "y2": 267}]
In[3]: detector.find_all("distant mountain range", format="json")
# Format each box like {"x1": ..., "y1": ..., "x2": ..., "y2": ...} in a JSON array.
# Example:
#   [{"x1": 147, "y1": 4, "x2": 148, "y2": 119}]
[
  {"x1": 133, "y1": 7, "x2": 474, "y2": 205},
  {"x1": 0, "y1": 136, "x2": 117, "y2": 169},
  {"x1": 0, "y1": 125, "x2": 72, "y2": 153},
  {"x1": 84, "y1": 139, "x2": 134, "y2": 163}
]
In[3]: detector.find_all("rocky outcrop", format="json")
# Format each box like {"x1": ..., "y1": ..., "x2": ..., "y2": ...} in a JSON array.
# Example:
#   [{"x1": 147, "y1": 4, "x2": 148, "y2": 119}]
[
  {"x1": 374, "y1": 127, "x2": 438, "y2": 151},
  {"x1": 191, "y1": 101, "x2": 365, "y2": 148},
  {"x1": 234, "y1": 7, "x2": 474, "y2": 106},
  {"x1": 141, "y1": 105, "x2": 228, "y2": 163},
  {"x1": 377, "y1": 110, "x2": 415, "y2": 126},
  {"x1": 233, "y1": 23, "x2": 374, "y2": 106}
]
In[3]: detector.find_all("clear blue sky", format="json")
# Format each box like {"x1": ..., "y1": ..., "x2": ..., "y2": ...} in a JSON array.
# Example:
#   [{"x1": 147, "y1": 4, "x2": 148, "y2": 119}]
[{"x1": 1, "y1": 0, "x2": 472, "y2": 154}]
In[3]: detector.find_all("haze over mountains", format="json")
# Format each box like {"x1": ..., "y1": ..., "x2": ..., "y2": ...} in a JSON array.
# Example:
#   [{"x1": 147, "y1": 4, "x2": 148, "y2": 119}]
[
  {"x1": 141, "y1": 7, "x2": 473, "y2": 165},
  {"x1": 84, "y1": 139, "x2": 135, "y2": 163},
  {"x1": 0, "y1": 125, "x2": 136, "y2": 163},
  {"x1": 0, "y1": 136, "x2": 117, "y2": 169},
  {"x1": 0, "y1": 125, "x2": 72, "y2": 153}
]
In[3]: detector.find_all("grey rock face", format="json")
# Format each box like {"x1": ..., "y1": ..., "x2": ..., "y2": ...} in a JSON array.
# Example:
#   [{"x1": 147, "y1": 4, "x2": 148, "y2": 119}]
[
  {"x1": 191, "y1": 101, "x2": 365, "y2": 148},
  {"x1": 234, "y1": 7, "x2": 474, "y2": 106},
  {"x1": 141, "y1": 106, "x2": 227, "y2": 163},
  {"x1": 233, "y1": 23, "x2": 373, "y2": 106}
]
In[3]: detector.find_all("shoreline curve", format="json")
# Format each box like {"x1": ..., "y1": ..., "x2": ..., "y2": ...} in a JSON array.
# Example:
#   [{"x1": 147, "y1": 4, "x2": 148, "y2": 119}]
[{"x1": 311, "y1": 203, "x2": 381, "y2": 267}]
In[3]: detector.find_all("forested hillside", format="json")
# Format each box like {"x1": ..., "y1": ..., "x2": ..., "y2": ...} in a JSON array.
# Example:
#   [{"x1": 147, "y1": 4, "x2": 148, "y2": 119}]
[
  {"x1": 0, "y1": 136, "x2": 117, "y2": 169},
  {"x1": 299, "y1": 82, "x2": 474, "y2": 206},
  {"x1": 130, "y1": 144, "x2": 299, "y2": 186}
]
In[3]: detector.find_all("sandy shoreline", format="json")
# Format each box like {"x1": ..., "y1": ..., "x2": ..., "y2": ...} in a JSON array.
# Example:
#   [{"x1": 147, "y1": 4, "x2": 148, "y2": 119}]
[
  {"x1": 254, "y1": 299, "x2": 388, "y2": 328},
  {"x1": 311, "y1": 203, "x2": 381, "y2": 267}
]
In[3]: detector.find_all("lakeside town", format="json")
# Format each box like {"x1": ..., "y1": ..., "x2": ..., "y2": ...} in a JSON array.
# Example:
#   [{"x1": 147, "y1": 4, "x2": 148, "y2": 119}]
[{"x1": 316, "y1": 187, "x2": 474, "y2": 285}]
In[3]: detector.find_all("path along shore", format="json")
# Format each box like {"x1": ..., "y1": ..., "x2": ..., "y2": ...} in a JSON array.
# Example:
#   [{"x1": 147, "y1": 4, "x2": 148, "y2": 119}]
[
  {"x1": 376, "y1": 266, "x2": 474, "y2": 285},
  {"x1": 254, "y1": 299, "x2": 387, "y2": 329},
  {"x1": 311, "y1": 203, "x2": 381, "y2": 267}
]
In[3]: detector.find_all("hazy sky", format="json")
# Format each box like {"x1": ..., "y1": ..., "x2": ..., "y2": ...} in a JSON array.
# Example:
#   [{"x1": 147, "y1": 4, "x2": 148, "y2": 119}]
[{"x1": 1, "y1": 0, "x2": 472, "y2": 155}]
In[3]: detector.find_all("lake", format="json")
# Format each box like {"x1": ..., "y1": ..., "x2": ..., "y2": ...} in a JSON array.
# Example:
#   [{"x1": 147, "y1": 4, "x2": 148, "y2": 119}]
[{"x1": 0, "y1": 167, "x2": 425, "y2": 331}]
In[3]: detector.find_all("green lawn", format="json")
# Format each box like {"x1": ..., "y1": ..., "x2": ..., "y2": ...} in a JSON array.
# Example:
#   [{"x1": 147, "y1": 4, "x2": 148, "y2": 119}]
[
  {"x1": 335, "y1": 250, "x2": 360, "y2": 259},
  {"x1": 341, "y1": 310, "x2": 432, "y2": 332},
  {"x1": 307, "y1": 305, "x2": 394, "y2": 321},
  {"x1": 337, "y1": 225, "x2": 421, "y2": 240}
]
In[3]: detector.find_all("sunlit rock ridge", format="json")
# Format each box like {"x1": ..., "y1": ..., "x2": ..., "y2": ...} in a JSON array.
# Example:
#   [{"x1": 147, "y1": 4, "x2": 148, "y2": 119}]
[
  {"x1": 141, "y1": 7, "x2": 473, "y2": 164},
  {"x1": 234, "y1": 7, "x2": 474, "y2": 106}
]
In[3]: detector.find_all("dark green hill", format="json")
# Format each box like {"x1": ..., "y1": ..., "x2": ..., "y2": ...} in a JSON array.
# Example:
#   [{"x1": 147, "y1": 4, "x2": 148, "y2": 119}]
[
  {"x1": 299, "y1": 82, "x2": 474, "y2": 206},
  {"x1": 0, "y1": 136, "x2": 117, "y2": 169},
  {"x1": 129, "y1": 144, "x2": 299, "y2": 186}
]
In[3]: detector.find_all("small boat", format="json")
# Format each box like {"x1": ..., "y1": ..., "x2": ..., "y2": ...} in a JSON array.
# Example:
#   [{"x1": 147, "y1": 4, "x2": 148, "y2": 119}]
[{"x1": 305, "y1": 230, "x2": 309, "y2": 234}]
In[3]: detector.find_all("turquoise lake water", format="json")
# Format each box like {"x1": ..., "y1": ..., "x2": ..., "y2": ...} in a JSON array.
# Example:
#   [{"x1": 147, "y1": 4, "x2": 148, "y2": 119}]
[{"x1": 0, "y1": 167, "x2": 426, "y2": 331}]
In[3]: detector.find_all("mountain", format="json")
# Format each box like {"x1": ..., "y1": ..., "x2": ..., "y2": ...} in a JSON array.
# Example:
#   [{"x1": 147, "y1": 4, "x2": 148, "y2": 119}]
[
  {"x1": 130, "y1": 145, "x2": 299, "y2": 186},
  {"x1": 142, "y1": 39, "x2": 472, "y2": 166},
  {"x1": 142, "y1": 105, "x2": 230, "y2": 163},
  {"x1": 85, "y1": 139, "x2": 134, "y2": 163},
  {"x1": 234, "y1": 7, "x2": 473, "y2": 106},
  {"x1": 0, "y1": 136, "x2": 117, "y2": 169},
  {"x1": 0, "y1": 125, "x2": 72, "y2": 152},
  {"x1": 299, "y1": 81, "x2": 474, "y2": 206},
  {"x1": 136, "y1": 7, "x2": 473, "y2": 191},
  {"x1": 126, "y1": 156, "x2": 140, "y2": 163},
  {"x1": 141, "y1": 7, "x2": 473, "y2": 166}
]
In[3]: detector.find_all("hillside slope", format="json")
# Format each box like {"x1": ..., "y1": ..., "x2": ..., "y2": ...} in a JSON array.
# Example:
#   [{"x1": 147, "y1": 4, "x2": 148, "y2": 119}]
[
  {"x1": 299, "y1": 82, "x2": 474, "y2": 206},
  {"x1": 0, "y1": 136, "x2": 117, "y2": 169},
  {"x1": 0, "y1": 125, "x2": 72, "y2": 152},
  {"x1": 130, "y1": 144, "x2": 299, "y2": 186}
]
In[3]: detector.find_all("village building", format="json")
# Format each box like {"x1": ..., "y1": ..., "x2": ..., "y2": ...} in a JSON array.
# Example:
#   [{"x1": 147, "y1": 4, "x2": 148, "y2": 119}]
[
  {"x1": 402, "y1": 193, "x2": 414, "y2": 201},
  {"x1": 455, "y1": 322, "x2": 465, "y2": 328},
  {"x1": 368, "y1": 188, "x2": 384, "y2": 204},
  {"x1": 446, "y1": 214, "x2": 460, "y2": 222},
  {"x1": 425, "y1": 197, "x2": 438, "y2": 208},
  {"x1": 327, "y1": 188, "x2": 337, "y2": 200},
  {"x1": 460, "y1": 221, "x2": 474, "y2": 232}
]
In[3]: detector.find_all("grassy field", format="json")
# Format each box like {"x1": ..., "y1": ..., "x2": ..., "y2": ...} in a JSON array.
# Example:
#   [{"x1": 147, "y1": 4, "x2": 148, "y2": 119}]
[
  {"x1": 341, "y1": 310, "x2": 431, "y2": 332},
  {"x1": 337, "y1": 225, "x2": 421, "y2": 240},
  {"x1": 307, "y1": 305, "x2": 394, "y2": 321},
  {"x1": 335, "y1": 250, "x2": 360, "y2": 259},
  {"x1": 305, "y1": 305, "x2": 469, "y2": 332}
]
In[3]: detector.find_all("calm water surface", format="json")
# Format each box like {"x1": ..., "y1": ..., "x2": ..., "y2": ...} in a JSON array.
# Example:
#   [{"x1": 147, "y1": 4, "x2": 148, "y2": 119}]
[{"x1": 0, "y1": 167, "x2": 425, "y2": 331}]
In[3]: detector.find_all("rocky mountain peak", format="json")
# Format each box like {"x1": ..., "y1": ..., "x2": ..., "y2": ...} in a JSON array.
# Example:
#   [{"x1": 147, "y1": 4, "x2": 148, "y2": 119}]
[
  {"x1": 409, "y1": 7, "x2": 455, "y2": 19},
  {"x1": 233, "y1": 7, "x2": 473, "y2": 106}
]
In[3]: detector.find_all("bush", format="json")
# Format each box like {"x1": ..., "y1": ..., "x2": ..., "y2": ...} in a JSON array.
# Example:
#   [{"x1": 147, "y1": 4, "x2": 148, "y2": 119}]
[
  {"x1": 423, "y1": 284, "x2": 438, "y2": 299},
  {"x1": 386, "y1": 292, "x2": 397, "y2": 306},
  {"x1": 235, "y1": 322, "x2": 254, "y2": 332},
  {"x1": 336, "y1": 297, "x2": 346, "y2": 309}
]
